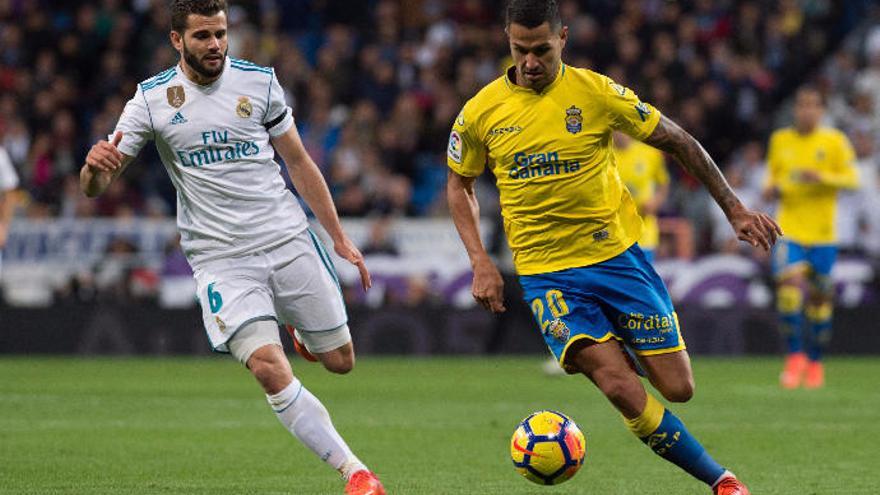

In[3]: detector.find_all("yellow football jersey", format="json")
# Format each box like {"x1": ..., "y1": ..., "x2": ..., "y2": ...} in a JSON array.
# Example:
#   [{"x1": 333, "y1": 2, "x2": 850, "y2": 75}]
[
  {"x1": 765, "y1": 127, "x2": 857, "y2": 245},
  {"x1": 447, "y1": 64, "x2": 661, "y2": 275},
  {"x1": 615, "y1": 141, "x2": 668, "y2": 250}
]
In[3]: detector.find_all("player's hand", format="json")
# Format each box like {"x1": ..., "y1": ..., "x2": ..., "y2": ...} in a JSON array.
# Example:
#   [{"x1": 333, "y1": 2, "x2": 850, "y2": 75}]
[
  {"x1": 728, "y1": 205, "x2": 782, "y2": 251},
  {"x1": 333, "y1": 235, "x2": 371, "y2": 291},
  {"x1": 0, "y1": 225, "x2": 7, "y2": 249},
  {"x1": 85, "y1": 131, "x2": 124, "y2": 173},
  {"x1": 472, "y1": 257, "x2": 506, "y2": 313},
  {"x1": 796, "y1": 169, "x2": 822, "y2": 184}
]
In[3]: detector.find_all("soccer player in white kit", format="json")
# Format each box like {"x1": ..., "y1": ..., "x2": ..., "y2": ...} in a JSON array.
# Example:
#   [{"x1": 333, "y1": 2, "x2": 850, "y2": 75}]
[
  {"x1": 79, "y1": 2, "x2": 385, "y2": 493},
  {"x1": 0, "y1": 145, "x2": 18, "y2": 278}
]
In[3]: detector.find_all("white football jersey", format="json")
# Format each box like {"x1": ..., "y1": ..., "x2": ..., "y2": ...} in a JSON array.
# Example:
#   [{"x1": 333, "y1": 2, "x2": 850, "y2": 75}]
[
  {"x1": 113, "y1": 57, "x2": 306, "y2": 265},
  {"x1": 0, "y1": 146, "x2": 18, "y2": 192}
]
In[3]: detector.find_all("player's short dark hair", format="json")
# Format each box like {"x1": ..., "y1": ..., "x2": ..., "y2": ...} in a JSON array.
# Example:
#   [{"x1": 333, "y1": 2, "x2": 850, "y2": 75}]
[
  {"x1": 506, "y1": 0, "x2": 562, "y2": 31},
  {"x1": 171, "y1": 0, "x2": 228, "y2": 33},
  {"x1": 796, "y1": 84, "x2": 826, "y2": 106}
]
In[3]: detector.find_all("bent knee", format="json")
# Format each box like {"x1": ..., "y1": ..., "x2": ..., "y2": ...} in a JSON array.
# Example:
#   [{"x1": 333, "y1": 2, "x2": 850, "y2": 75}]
[
  {"x1": 321, "y1": 352, "x2": 355, "y2": 374},
  {"x1": 658, "y1": 378, "x2": 694, "y2": 403}
]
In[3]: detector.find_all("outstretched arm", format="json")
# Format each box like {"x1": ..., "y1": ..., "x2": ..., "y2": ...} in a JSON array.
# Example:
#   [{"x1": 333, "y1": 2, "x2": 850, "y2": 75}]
[
  {"x1": 643, "y1": 115, "x2": 782, "y2": 250},
  {"x1": 80, "y1": 131, "x2": 134, "y2": 198},
  {"x1": 272, "y1": 126, "x2": 370, "y2": 290},
  {"x1": 447, "y1": 169, "x2": 505, "y2": 313}
]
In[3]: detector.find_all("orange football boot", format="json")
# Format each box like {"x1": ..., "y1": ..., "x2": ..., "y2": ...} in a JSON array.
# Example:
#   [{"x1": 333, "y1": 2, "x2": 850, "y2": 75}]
[
  {"x1": 780, "y1": 352, "x2": 807, "y2": 389},
  {"x1": 285, "y1": 325, "x2": 318, "y2": 362},
  {"x1": 345, "y1": 470, "x2": 386, "y2": 495},
  {"x1": 713, "y1": 476, "x2": 751, "y2": 495},
  {"x1": 804, "y1": 361, "x2": 825, "y2": 389}
]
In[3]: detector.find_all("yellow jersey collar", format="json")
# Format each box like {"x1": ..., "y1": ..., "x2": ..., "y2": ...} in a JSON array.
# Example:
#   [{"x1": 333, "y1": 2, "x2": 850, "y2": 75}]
[{"x1": 505, "y1": 63, "x2": 566, "y2": 95}]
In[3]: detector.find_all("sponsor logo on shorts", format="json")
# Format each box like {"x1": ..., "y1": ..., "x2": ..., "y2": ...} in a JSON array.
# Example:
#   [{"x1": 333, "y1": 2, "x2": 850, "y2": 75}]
[
  {"x1": 617, "y1": 312, "x2": 676, "y2": 332},
  {"x1": 592, "y1": 229, "x2": 609, "y2": 242}
]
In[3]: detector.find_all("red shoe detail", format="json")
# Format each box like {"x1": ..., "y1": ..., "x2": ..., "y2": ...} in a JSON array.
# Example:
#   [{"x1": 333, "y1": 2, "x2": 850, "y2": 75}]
[
  {"x1": 285, "y1": 325, "x2": 318, "y2": 362},
  {"x1": 804, "y1": 361, "x2": 825, "y2": 389},
  {"x1": 345, "y1": 470, "x2": 386, "y2": 495},
  {"x1": 713, "y1": 476, "x2": 751, "y2": 495},
  {"x1": 780, "y1": 352, "x2": 807, "y2": 389}
]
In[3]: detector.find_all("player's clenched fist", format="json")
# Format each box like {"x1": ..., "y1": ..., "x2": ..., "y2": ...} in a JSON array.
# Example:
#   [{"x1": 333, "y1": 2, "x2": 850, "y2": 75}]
[{"x1": 85, "y1": 131, "x2": 124, "y2": 172}]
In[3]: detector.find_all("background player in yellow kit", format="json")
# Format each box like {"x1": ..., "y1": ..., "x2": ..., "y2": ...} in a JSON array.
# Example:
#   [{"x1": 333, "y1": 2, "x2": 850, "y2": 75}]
[
  {"x1": 447, "y1": 2, "x2": 780, "y2": 494},
  {"x1": 614, "y1": 132, "x2": 669, "y2": 263},
  {"x1": 764, "y1": 86, "x2": 858, "y2": 389}
]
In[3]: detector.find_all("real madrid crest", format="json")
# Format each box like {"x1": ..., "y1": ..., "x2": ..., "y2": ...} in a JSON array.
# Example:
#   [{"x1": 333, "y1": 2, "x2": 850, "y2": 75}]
[
  {"x1": 565, "y1": 105, "x2": 583, "y2": 134},
  {"x1": 215, "y1": 315, "x2": 226, "y2": 333},
  {"x1": 167, "y1": 85, "x2": 185, "y2": 108},
  {"x1": 236, "y1": 96, "x2": 252, "y2": 118}
]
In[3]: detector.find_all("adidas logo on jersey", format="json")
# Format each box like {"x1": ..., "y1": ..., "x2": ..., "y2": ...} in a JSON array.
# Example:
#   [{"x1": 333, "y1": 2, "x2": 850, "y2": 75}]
[{"x1": 170, "y1": 112, "x2": 188, "y2": 125}]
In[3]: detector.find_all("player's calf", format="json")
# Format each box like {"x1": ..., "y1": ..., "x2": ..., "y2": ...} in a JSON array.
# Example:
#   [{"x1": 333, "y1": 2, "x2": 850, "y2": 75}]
[
  {"x1": 588, "y1": 367, "x2": 647, "y2": 417},
  {"x1": 248, "y1": 349, "x2": 295, "y2": 394}
]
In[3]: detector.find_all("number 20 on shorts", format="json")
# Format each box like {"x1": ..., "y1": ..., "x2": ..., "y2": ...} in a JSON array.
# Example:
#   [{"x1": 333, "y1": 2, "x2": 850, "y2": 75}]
[{"x1": 530, "y1": 289, "x2": 570, "y2": 331}]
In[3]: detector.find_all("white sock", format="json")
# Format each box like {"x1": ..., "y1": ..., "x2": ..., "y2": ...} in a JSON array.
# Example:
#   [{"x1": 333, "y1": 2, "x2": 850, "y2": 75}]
[
  {"x1": 267, "y1": 378, "x2": 367, "y2": 479},
  {"x1": 711, "y1": 470, "x2": 736, "y2": 488}
]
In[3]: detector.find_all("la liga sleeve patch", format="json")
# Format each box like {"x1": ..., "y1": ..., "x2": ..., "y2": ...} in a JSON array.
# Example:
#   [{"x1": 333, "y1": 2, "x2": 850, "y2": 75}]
[{"x1": 448, "y1": 130, "x2": 463, "y2": 163}]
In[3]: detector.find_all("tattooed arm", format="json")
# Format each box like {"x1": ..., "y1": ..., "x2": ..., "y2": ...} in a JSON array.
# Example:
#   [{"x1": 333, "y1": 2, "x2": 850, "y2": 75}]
[{"x1": 643, "y1": 115, "x2": 782, "y2": 250}]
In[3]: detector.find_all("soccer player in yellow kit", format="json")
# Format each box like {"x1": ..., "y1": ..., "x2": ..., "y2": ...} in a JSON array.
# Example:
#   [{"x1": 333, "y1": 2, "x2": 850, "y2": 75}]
[
  {"x1": 447, "y1": 2, "x2": 780, "y2": 494},
  {"x1": 614, "y1": 132, "x2": 669, "y2": 263},
  {"x1": 764, "y1": 86, "x2": 857, "y2": 389}
]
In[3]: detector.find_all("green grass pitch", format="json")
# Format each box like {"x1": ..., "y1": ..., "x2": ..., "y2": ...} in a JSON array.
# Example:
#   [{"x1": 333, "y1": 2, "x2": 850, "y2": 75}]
[{"x1": 1, "y1": 356, "x2": 877, "y2": 494}]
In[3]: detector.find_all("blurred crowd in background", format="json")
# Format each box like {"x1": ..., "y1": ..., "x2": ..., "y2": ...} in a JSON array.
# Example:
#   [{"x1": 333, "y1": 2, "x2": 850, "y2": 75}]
[{"x1": 2, "y1": 0, "x2": 880, "y2": 271}]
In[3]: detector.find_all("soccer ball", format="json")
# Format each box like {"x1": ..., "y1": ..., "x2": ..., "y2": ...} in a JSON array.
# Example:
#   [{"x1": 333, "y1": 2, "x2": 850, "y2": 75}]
[{"x1": 510, "y1": 410, "x2": 586, "y2": 485}]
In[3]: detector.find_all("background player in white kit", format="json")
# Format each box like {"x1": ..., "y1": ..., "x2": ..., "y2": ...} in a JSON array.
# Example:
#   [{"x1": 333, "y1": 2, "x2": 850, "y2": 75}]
[
  {"x1": 0, "y1": 144, "x2": 18, "y2": 278},
  {"x1": 79, "y1": 1, "x2": 385, "y2": 494}
]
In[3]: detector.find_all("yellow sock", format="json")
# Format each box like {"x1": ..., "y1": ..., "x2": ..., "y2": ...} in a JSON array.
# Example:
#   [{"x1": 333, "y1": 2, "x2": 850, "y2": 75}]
[{"x1": 623, "y1": 392, "x2": 664, "y2": 437}]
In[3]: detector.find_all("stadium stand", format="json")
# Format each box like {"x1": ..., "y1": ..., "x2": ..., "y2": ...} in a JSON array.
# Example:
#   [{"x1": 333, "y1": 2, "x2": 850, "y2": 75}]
[{"x1": 1, "y1": 0, "x2": 879, "y2": 307}]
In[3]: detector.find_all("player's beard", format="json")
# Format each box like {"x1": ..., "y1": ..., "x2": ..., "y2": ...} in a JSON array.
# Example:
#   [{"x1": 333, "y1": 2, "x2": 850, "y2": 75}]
[{"x1": 183, "y1": 40, "x2": 226, "y2": 80}]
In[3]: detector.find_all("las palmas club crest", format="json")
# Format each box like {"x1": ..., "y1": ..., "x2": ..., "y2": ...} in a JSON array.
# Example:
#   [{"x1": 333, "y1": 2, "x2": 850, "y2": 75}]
[
  {"x1": 565, "y1": 105, "x2": 583, "y2": 134},
  {"x1": 547, "y1": 318, "x2": 570, "y2": 342}
]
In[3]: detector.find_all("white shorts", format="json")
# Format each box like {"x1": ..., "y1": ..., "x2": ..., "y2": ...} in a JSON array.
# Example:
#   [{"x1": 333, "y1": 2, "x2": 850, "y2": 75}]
[{"x1": 193, "y1": 228, "x2": 348, "y2": 353}]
